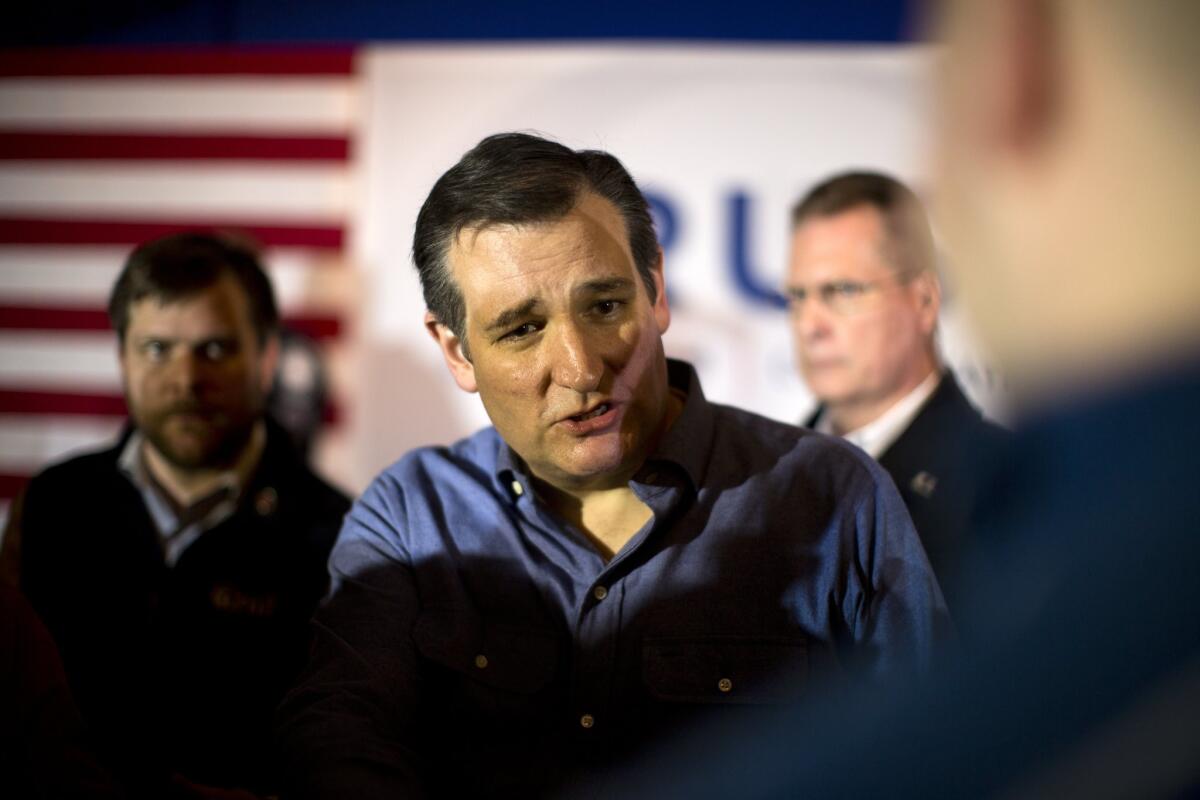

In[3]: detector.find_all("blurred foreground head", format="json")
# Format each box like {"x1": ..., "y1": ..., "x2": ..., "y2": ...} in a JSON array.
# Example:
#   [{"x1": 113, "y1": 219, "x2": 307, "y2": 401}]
[{"x1": 934, "y1": 0, "x2": 1200, "y2": 403}]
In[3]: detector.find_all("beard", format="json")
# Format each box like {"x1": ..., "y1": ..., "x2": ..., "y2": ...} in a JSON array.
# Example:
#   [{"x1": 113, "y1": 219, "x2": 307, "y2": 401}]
[{"x1": 136, "y1": 399, "x2": 260, "y2": 471}]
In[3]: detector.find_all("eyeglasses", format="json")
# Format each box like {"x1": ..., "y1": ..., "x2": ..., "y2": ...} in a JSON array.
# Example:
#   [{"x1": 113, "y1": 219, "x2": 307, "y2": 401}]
[{"x1": 784, "y1": 271, "x2": 915, "y2": 316}]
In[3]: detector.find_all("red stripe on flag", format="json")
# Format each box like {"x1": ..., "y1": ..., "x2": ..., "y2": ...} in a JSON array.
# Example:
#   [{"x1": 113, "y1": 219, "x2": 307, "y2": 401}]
[
  {"x1": 0, "y1": 132, "x2": 351, "y2": 162},
  {"x1": 0, "y1": 306, "x2": 343, "y2": 340},
  {"x1": 0, "y1": 218, "x2": 344, "y2": 249},
  {"x1": 0, "y1": 306, "x2": 109, "y2": 331},
  {"x1": 0, "y1": 48, "x2": 357, "y2": 77},
  {"x1": 0, "y1": 390, "x2": 342, "y2": 424},
  {"x1": 0, "y1": 390, "x2": 128, "y2": 416},
  {"x1": 284, "y1": 315, "x2": 342, "y2": 341},
  {"x1": 0, "y1": 473, "x2": 29, "y2": 501}
]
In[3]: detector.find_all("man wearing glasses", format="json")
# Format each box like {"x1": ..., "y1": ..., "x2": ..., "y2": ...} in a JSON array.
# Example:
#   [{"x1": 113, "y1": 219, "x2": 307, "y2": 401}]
[{"x1": 787, "y1": 172, "x2": 1005, "y2": 607}]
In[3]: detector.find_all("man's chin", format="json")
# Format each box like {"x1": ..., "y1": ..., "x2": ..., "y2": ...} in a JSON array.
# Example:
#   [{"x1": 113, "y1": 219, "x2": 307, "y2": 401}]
[
  {"x1": 153, "y1": 439, "x2": 227, "y2": 471},
  {"x1": 805, "y1": 378, "x2": 857, "y2": 407},
  {"x1": 146, "y1": 425, "x2": 251, "y2": 472}
]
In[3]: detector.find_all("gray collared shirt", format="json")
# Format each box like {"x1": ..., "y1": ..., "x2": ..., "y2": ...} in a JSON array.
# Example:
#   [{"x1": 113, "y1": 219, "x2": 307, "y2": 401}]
[{"x1": 117, "y1": 424, "x2": 262, "y2": 566}]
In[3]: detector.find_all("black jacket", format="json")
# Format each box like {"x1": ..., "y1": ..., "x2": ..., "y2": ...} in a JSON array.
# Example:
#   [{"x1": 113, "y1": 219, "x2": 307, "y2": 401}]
[
  {"x1": 16, "y1": 420, "x2": 350, "y2": 797},
  {"x1": 807, "y1": 372, "x2": 1008, "y2": 608}
]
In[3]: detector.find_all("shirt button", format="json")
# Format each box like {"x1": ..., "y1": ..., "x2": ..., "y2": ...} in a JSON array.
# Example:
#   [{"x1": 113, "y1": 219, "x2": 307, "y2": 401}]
[
  {"x1": 474, "y1": 654, "x2": 489, "y2": 669},
  {"x1": 718, "y1": 678, "x2": 733, "y2": 693},
  {"x1": 510, "y1": 480, "x2": 524, "y2": 497},
  {"x1": 592, "y1": 585, "x2": 608, "y2": 601},
  {"x1": 579, "y1": 714, "x2": 595, "y2": 729}
]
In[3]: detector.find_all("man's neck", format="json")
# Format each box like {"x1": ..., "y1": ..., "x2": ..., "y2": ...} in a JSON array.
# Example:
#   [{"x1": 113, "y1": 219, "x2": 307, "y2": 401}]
[
  {"x1": 826, "y1": 363, "x2": 939, "y2": 436},
  {"x1": 537, "y1": 388, "x2": 686, "y2": 560},
  {"x1": 540, "y1": 483, "x2": 654, "y2": 561},
  {"x1": 141, "y1": 422, "x2": 265, "y2": 508}
]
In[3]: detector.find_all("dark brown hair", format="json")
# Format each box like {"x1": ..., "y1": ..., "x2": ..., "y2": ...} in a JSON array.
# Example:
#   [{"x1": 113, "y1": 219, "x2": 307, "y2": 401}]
[
  {"x1": 791, "y1": 171, "x2": 935, "y2": 277},
  {"x1": 108, "y1": 231, "x2": 279, "y2": 346},
  {"x1": 413, "y1": 132, "x2": 659, "y2": 345}
]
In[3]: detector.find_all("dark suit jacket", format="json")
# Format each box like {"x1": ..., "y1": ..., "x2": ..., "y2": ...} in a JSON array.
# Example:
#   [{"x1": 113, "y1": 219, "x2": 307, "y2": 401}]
[{"x1": 807, "y1": 372, "x2": 1008, "y2": 608}]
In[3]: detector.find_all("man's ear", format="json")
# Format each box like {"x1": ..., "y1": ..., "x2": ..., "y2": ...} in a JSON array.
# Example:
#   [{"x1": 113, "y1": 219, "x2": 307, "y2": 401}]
[
  {"x1": 116, "y1": 335, "x2": 129, "y2": 373},
  {"x1": 913, "y1": 271, "x2": 942, "y2": 335},
  {"x1": 258, "y1": 333, "x2": 281, "y2": 396},
  {"x1": 425, "y1": 311, "x2": 478, "y2": 393},
  {"x1": 650, "y1": 248, "x2": 670, "y2": 335},
  {"x1": 992, "y1": 0, "x2": 1060, "y2": 157}
]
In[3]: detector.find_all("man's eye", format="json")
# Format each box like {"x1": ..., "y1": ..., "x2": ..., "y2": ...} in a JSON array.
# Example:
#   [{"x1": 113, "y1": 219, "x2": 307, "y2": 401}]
[
  {"x1": 200, "y1": 341, "x2": 233, "y2": 360},
  {"x1": 501, "y1": 323, "x2": 539, "y2": 341},
  {"x1": 829, "y1": 281, "x2": 868, "y2": 298},
  {"x1": 593, "y1": 299, "x2": 622, "y2": 316},
  {"x1": 143, "y1": 341, "x2": 168, "y2": 359}
]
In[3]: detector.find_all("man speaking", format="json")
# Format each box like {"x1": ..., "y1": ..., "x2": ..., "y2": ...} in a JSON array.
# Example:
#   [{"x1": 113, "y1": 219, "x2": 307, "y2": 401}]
[{"x1": 277, "y1": 132, "x2": 949, "y2": 798}]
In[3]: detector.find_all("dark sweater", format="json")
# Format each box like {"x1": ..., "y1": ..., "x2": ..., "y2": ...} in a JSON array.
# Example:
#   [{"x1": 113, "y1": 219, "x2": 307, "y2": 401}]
[{"x1": 16, "y1": 421, "x2": 349, "y2": 797}]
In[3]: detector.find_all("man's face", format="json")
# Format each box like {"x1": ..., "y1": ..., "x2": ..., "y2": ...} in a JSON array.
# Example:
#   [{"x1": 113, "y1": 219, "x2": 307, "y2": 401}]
[
  {"x1": 430, "y1": 192, "x2": 672, "y2": 492},
  {"x1": 788, "y1": 204, "x2": 938, "y2": 418},
  {"x1": 120, "y1": 275, "x2": 276, "y2": 470}
]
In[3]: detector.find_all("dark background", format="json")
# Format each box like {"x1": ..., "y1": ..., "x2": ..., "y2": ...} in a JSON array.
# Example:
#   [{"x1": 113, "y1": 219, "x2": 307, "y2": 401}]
[{"x1": 7, "y1": 1, "x2": 917, "y2": 47}]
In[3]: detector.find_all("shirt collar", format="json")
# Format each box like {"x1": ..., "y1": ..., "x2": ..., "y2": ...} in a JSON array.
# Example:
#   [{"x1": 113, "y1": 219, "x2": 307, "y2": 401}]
[
  {"x1": 644, "y1": 358, "x2": 713, "y2": 491},
  {"x1": 816, "y1": 369, "x2": 942, "y2": 459},
  {"x1": 494, "y1": 440, "x2": 530, "y2": 500},
  {"x1": 493, "y1": 358, "x2": 713, "y2": 497}
]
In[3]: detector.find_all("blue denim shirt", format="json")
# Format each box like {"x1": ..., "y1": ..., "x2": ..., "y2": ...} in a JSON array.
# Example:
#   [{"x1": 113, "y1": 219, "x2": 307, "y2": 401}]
[{"x1": 277, "y1": 360, "x2": 950, "y2": 798}]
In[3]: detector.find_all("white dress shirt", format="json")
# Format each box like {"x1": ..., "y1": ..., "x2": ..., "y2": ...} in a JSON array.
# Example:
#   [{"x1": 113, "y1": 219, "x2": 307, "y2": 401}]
[{"x1": 815, "y1": 370, "x2": 942, "y2": 460}]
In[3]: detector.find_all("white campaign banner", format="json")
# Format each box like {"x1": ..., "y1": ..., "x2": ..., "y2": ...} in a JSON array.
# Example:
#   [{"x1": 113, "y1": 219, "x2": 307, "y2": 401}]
[{"x1": 349, "y1": 44, "x2": 1001, "y2": 488}]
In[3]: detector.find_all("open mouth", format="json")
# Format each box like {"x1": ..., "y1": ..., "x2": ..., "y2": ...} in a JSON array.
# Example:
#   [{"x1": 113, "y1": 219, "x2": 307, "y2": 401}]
[{"x1": 571, "y1": 402, "x2": 611, "y2": 422}]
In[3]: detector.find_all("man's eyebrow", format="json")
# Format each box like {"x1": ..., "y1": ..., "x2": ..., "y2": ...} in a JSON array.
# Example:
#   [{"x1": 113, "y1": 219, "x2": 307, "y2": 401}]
[
  {"x1": 132, "y1": 334, "x2": 239, "y2": 346},
  {"x1": 575, "y1": 277, "x2": 635, "y2": 297},
  {"x1": 482, "y1": 279, "x2": 636, "y2": 333},
  {"x1": 483, "y1": 298, "x2": 542, "y2": 334}
]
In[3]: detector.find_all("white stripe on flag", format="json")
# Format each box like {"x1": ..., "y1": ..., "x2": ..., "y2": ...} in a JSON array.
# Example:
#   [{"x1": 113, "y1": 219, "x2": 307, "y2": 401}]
[
  {"x1": 0, "y1": 247, "x2": 126, "y2": 300},
  {"x1": 0, "y1": 78, "x2": 357, "y2": 133},
  {"x1": 0, "y1": 247, "x2": 349, "y2": 308},
  {"x1": 0, "y1": 248, "x2": 352, "y2": 313},
  {"x1": 0, "y1": 163, "x2": 351, "y2": 221},
  {"x1": 0, "y1": 416, "x2": 124, "y2": 472},
  {"x1": 0, "y1": 333, "x2": 120, "y2": 390}
]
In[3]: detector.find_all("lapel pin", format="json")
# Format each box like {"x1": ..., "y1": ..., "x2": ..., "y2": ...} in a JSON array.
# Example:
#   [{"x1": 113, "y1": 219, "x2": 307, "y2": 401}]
[
  {"x1": 910, "y1": 471, "x2": 938, "y2": 498},
  {"x1": 255, "y1": 487, "x2": 278, "y2": 516}
]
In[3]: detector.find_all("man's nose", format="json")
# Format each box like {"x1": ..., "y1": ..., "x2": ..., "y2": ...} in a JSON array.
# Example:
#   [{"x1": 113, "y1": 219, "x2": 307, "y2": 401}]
[
  {"x1": 792, "y1": 295, "x2": 834, "y2": 342},
  {"x1": 164, "y1": 350, "x2": 205, "y2": 394},
  {"x1": 548, "y1": 321, "x2": 604, "y2": 394}
]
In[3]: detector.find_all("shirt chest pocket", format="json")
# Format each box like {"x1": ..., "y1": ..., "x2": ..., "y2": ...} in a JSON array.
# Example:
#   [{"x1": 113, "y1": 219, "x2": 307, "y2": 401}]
[
  {"x1": 642, "y1": 635, "x2": 808, "y2": 705},
  {"x1": 413, "y1": 608, "x2": 560, "y2": 699}
]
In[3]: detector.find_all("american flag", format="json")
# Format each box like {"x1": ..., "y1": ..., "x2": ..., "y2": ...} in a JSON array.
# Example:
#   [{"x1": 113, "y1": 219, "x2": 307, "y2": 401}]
[{"x1": 0, "y1": 47, "x2": 360, "y2": 529}]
